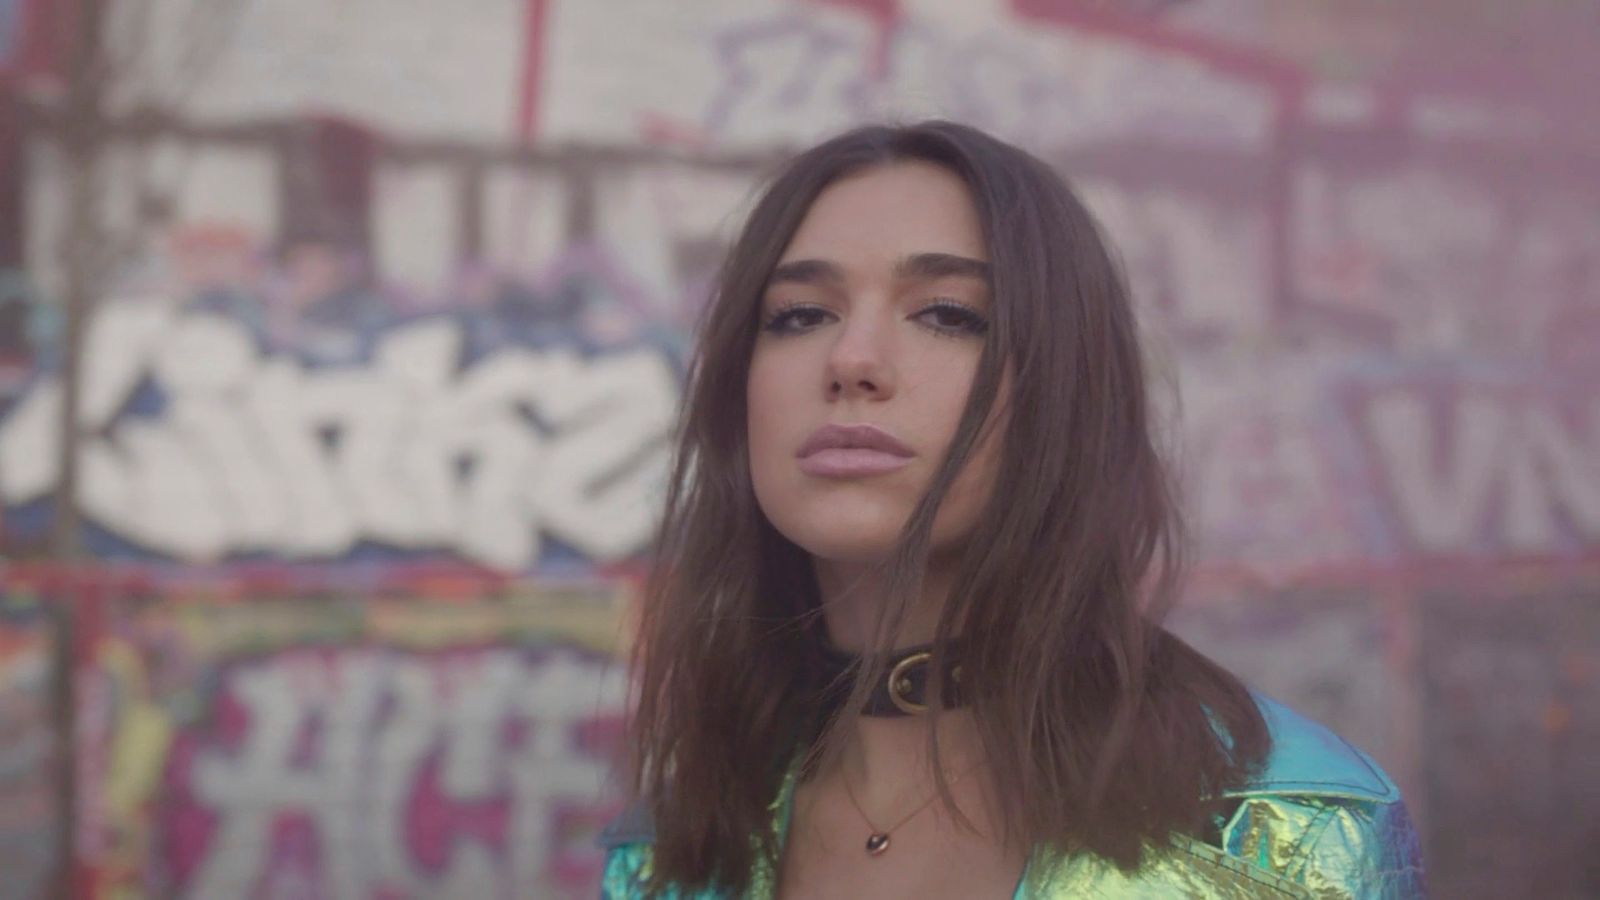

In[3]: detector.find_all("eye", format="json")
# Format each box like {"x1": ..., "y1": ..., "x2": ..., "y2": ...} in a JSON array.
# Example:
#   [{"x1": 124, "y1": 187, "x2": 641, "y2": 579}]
[
  {"x1": 761, "y1": 302, "x2": 834, "y2": 335},
  {"x1": 914, "y1": 300, "x2": 989, "y2": 337}
]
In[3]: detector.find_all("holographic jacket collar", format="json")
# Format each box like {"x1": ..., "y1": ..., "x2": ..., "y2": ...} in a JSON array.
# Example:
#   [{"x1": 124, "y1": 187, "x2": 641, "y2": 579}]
[{"x1": 598, "y1": 696, "x2": 1427, "y2": 898}]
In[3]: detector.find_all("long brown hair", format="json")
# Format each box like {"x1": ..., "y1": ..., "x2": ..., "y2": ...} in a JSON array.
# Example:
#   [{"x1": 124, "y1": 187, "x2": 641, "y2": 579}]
[{"x1": 626, "y1": 121, "x2": 1270, "y2": 895}]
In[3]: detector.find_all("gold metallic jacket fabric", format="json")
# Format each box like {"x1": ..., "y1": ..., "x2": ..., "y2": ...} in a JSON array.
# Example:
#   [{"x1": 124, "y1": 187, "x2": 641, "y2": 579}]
[{"x1": 599, "y1": 697, "x2": 1426, "y2": 898}]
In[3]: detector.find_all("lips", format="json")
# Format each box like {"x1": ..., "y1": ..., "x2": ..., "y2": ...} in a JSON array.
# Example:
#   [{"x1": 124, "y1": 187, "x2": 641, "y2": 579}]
[{"x1": 796, "y1": 423, "x2": 914, "y2": 477}]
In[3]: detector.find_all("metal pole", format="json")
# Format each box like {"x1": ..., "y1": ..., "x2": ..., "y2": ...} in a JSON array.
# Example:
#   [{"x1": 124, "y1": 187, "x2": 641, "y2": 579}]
[{"x1": 50, "y1": 0, "x2": 108, "y2": 895}]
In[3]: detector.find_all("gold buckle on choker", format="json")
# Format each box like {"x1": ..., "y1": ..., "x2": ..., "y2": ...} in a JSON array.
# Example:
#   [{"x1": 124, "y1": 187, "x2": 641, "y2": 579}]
[{"x1": 888, "y1": 651, "x2": 932, "y2": 714}]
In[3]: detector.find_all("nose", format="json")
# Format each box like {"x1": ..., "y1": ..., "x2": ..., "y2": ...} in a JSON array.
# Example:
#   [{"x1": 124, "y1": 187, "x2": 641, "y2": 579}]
[{"x1": 826, "y1": 308, "x2": 896, "y2": 400}]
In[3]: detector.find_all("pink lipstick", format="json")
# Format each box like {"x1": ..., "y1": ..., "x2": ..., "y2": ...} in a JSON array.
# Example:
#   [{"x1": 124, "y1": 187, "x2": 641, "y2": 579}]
[{"x1": 796, "y1": 424, "x2": 914, "y2": 477}]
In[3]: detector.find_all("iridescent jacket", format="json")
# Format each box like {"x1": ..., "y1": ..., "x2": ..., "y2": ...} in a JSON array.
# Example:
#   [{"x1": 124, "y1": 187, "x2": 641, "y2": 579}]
[{"x1": 599, "y1": 697, "x2": 1426, "y2": 898}]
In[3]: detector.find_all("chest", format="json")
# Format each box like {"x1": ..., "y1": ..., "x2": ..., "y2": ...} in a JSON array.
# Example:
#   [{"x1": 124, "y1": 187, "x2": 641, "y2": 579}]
[{"x1": 774, "y1": 780, "x2": 1025, "y2": 900}]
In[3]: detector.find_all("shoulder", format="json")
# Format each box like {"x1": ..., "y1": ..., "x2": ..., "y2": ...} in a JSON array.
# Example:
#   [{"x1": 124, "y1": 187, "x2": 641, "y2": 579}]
[
  {"x1": 596, "y1": 759, "x2": 799, "y2": 899},
  {"x1": 1236, "y1": 693, "x2": 1400, "y2": 801},
  {"x1": 1023, "y1": 696, "x2": 1426, "y2": 899},
  {"x1": 596, "y1": 805, "x2": 668, "y2": 899},
  {"x1": 1216, "y1": 694, "x2": 1427, "y2": 898}
]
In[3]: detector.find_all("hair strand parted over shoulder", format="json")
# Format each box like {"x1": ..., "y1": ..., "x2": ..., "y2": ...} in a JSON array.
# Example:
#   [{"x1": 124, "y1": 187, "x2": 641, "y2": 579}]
[{"x1": 626, "y1": 121, "x2": 1270, "y2": 896}]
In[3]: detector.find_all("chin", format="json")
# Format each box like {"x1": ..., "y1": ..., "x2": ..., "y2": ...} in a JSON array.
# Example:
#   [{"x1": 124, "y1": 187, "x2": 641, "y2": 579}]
[
  {"x1": 771, "y1": 507, "x2": 909, "y2": 565},
  {"x1": 791, "y1": 532, "x2": 901, "y2": 565}
]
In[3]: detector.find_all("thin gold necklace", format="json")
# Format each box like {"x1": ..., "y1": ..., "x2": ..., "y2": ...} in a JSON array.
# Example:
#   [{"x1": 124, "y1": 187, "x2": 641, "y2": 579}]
[{"x1": 839, "y1": 760, "x2": 984, "y2": 857}]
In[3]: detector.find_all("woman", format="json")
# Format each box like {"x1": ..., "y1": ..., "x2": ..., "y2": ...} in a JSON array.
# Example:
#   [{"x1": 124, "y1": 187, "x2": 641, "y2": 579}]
[{"x1": 600, "y1": 122, "x2": 1424, "y2": 898}]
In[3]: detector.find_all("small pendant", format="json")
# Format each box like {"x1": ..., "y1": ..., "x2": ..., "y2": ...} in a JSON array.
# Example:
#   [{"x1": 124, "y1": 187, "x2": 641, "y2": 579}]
[{"x1": 865, "y1": 833, "x2": 890, "y2": 856}]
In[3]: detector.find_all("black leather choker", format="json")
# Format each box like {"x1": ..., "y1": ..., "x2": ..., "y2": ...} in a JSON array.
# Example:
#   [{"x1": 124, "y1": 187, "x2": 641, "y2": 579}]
[{"x1": 817, "y1": 642, "x2": 967, "y2": 717}]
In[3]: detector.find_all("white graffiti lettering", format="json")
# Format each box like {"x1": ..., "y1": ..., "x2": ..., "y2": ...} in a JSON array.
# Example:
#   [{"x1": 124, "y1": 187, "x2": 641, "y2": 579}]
[
  {"x1": 186, "y1": 647, "x2": 625, "y2": 898},
  {"x1": 1364, "y1": 389, "x2": 1600, "y2": 553},
  {"x1": 694, "y1": 14, "x2": 1274, "y2": 151},
  {"x1": 0, "y1": 305, "x2": 679, "y2": 568}
]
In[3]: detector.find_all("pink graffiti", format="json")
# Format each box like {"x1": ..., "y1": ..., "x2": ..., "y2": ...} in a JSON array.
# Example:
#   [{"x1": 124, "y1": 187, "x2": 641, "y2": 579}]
[{"x1": 153, "y1": 646, "x2": 626, "y2": 899}]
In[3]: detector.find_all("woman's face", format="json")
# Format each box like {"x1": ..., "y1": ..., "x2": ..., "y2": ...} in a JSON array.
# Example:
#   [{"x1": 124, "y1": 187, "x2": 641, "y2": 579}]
[{"x1": 747, "y1": 161, "x2": 1007, "y2": 565}]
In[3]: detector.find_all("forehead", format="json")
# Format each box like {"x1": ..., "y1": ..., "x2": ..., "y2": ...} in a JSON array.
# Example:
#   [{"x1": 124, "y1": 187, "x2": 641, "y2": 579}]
[{"x1": 778, "y1": 161, "x2": 987, "y2": 266}]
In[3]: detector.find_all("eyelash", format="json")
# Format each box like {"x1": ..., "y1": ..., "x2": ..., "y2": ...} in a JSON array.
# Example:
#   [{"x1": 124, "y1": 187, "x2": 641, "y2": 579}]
[{"x1": 761, "y1": 300, "x2": 990, "y2": 338}]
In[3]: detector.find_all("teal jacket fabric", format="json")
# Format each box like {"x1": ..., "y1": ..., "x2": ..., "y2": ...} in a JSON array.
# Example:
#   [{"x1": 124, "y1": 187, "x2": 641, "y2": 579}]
[{"x1": 598, "y1": 696, "x2": 1426, "y2": 898}]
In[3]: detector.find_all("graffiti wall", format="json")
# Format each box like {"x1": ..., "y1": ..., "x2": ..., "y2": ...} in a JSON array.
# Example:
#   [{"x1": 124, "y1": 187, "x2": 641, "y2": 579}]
[
  {"x1": 0, "y1": 301, "x2": 679, "y2": 569},
  {"x1": 0, "y1": 586, "x2": 56, "y2": 900},
  {"x1": 1, "y1": 0, "x2": 1596, "y2": 897},
  {"x1": 76, "y1": 575, "x2": 628, "y2": 899}
]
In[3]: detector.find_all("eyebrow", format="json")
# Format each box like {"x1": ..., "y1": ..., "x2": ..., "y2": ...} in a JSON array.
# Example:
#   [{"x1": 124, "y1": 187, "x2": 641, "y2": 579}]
[
  {"x1": 895, "y1": 252, "x2": 991, "y2": 284},
  {"x1": 767, "y1": 258, "x2": 843, "y2": 286},
  {"x1": 767, "y1": 252, "x2": 992, "y2": 288}
]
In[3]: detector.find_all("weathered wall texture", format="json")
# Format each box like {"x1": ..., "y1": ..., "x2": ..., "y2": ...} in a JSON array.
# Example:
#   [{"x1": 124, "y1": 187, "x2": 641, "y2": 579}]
[{"x1": 0, "y1": 0, "x2": 1596, "y2": 897}]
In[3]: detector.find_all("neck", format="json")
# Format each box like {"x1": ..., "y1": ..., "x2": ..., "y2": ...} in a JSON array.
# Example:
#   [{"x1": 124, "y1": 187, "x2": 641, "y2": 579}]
[
  {"x1": 811, "y1": 553, "x2": 986, "y2": 804},
  {"x1": 840, "y1": 703, "x2": 985, "y2": 782},
  {"x1": 813, "y1": 553, "x2": 957, "y2": 651}
]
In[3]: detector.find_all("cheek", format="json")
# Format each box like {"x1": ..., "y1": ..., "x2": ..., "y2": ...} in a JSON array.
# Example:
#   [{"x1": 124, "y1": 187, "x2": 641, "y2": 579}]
[
  {"x1": 929, "y1": 430, "x2": 1000, "y2": 550},
  {"x1": 903, "y1": 348, "x2": 979, "y2": 412},
  {"x1": 928, "y1": 379, "x2": 1011, "y2": 550}
]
